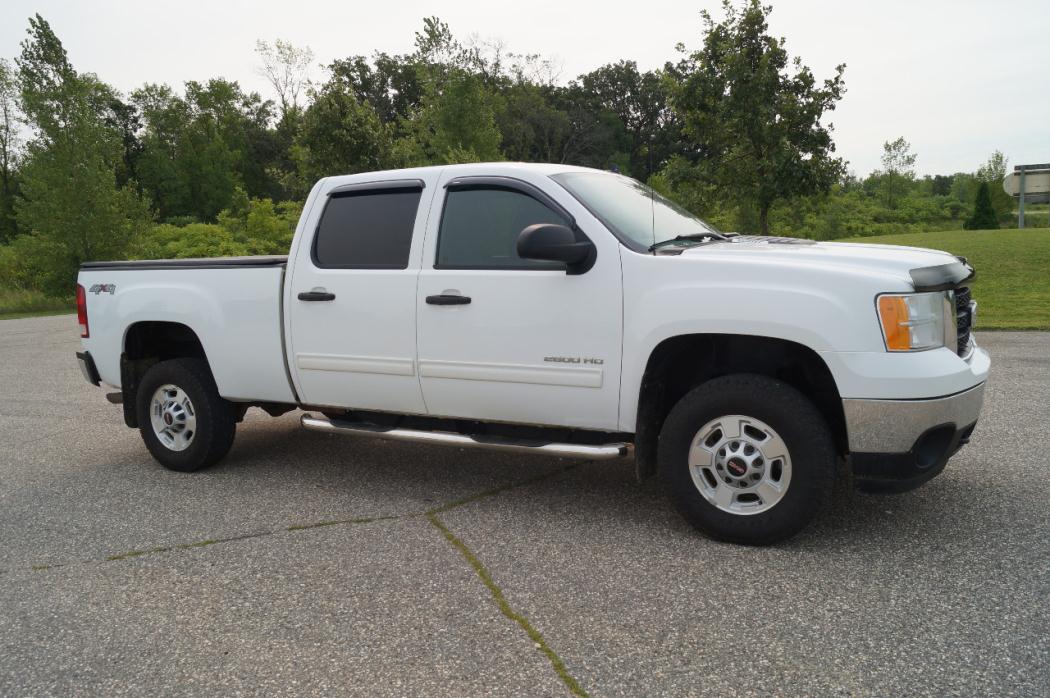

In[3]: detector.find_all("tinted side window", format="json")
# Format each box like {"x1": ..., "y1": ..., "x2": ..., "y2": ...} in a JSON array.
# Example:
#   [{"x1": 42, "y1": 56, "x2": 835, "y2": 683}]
[
  {"x1": 314, "y1": 189, "x2": 422, "y2": 268},
  {"x1": 437, "y1": 188, "x2": 567, "y2": 269}
]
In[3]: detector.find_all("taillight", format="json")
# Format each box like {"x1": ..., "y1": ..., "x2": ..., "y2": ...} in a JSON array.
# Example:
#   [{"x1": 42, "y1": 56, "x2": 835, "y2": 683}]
[{"x1": 76, "y1": 283, "x2": 89, "y2": 338}]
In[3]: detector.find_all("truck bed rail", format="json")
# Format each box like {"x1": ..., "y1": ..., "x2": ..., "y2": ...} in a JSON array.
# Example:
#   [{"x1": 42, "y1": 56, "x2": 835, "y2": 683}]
[{"x1": 80, "y1": 256, "x2": 288, "y2": 271}]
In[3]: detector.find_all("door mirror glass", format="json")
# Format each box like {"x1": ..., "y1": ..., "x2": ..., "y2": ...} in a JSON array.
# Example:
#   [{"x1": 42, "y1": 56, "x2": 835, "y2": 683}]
[{"x1": 516, "y1": 223, "x2": 595, "y2": 274}]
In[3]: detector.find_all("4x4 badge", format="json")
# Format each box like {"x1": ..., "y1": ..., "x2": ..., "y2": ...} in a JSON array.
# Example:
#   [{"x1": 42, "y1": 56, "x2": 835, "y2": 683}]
[{"x1": 89, "y1": 283, "x2": 116, "y2": 295}]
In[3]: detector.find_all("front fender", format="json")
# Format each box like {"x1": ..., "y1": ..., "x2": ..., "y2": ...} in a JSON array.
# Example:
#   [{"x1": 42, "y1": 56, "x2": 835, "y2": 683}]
[{"x1": 617, "y1": 251, "x2": 899, "y2": 431}]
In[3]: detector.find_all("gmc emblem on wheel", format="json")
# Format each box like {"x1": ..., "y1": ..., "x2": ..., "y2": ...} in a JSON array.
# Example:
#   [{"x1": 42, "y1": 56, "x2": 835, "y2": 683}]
[
  {"x1": 544, "y1": 356, "x2": 604, "y2": 365},
  {"x1": 89, "y1": 283, "x2": 116, "y2": 295}
]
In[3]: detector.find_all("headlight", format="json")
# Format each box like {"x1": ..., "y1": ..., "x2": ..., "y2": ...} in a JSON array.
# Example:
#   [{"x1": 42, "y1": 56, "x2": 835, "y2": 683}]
[{"x1": 877, "y1": 292, "x2": 954, "y2": 352}]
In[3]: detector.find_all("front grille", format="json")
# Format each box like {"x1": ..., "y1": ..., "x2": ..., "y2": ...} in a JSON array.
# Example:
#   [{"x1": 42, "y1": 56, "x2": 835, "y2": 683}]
[{"x1": 955, "y1": 287, "x2": 973, "y2": 355}]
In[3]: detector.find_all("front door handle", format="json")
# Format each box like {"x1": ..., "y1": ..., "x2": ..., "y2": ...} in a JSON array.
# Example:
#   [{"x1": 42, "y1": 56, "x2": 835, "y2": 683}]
[
  {"x1": 426, "y1": 294, "x2": 471, "y2": 306},
  {"x1": 298, "y1": 290, "x2": 336, "y2": 301}
]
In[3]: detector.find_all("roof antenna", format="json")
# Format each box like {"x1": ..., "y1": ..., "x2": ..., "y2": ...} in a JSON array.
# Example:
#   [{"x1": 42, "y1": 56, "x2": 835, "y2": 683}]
[{"x1": 648, "y1": 135, "x2": 655, "y2": 250}]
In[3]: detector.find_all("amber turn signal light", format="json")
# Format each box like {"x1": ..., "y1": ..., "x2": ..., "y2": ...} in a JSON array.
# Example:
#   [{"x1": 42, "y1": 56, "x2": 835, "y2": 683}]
[{"x1": 878, "y1": 295, "x2": 911, "y2": 351}]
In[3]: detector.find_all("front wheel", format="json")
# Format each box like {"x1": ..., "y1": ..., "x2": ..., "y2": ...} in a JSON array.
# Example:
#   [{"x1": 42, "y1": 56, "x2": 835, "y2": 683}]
[
  {"x1": 658, "y1": 374, "x2": 835, "y2": 545},
  {"x1": 136, "y1": 358, "x2": 236, "y2": 472}
]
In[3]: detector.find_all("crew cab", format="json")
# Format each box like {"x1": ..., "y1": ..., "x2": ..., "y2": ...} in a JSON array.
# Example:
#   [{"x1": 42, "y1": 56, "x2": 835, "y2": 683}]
[{"x1": 75, "y1": 163, "x2": 990, "y2": 544}]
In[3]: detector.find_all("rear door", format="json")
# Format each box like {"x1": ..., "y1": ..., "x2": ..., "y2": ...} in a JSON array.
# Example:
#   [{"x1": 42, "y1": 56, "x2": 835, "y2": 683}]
[{"x1": 287, "y1": 177, "x2": 434, "y2": 413}]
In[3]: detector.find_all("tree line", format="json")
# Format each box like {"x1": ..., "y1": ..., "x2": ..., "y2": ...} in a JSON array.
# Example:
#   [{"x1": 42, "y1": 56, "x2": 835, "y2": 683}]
[{"x1": 0, "y1": 2, "x2": 1022, "y2": 302}]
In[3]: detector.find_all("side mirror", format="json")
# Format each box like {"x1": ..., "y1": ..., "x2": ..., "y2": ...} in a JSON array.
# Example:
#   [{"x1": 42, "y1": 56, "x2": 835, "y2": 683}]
[{"x1": 516, "y1": 223, "x2": 596, "y2": 274}]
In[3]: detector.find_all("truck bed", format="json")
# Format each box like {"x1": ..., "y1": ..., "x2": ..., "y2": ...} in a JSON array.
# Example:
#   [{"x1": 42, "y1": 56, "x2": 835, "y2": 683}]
[{"x1": 77, "y1": 257, "x2": 296, "y2": 404}]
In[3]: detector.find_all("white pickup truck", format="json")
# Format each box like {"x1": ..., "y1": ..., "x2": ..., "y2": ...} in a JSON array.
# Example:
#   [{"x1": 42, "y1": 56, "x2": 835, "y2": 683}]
[{"x1": 75, "y1": 163, "x2": 989, "y2": 544}]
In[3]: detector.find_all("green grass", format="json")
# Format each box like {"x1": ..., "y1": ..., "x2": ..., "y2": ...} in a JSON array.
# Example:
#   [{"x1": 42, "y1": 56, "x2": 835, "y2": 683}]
[
  {"x1": 0, "y1": 289, "x2": 71, "y2": 320},
  {"x1": 834, "y1": 229, "x2": 1050, "y2": 330}
]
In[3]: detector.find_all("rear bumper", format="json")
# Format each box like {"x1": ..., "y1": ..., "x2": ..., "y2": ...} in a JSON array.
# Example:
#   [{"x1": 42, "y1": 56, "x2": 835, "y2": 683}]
[
  {"x1": 843, "y1": 382, "x2": 985, "y2": 492},
  {"x1": 76, "y1": 351, "x2": 101, "y2": 387}
]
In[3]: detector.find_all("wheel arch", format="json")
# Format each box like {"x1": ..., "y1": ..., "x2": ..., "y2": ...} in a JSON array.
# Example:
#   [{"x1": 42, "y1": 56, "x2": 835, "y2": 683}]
[
  {"x1": 119, "y1": 321, "x2": 213, "y2": 428},
  {"x1": 633, "y1": 333, "x2": 847, "y2": 480},
  {"x1": 124, "y1": 321, "x2": 210, "y2": 363}
]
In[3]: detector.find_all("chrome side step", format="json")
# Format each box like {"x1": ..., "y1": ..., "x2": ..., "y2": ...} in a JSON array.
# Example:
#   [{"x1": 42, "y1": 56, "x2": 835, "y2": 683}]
[{"x1": 300, "y1": 414, "x2": 631, "y2": 460}]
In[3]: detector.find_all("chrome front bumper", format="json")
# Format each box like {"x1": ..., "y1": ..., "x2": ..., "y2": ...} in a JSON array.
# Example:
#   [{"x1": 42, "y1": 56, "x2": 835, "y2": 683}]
[{"x1": 842, "y1": 382, "x2": 985, "y2": 453}]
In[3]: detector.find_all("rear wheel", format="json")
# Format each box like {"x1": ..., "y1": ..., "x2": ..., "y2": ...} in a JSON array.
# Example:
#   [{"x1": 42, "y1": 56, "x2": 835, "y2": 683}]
[
  {"x1": 658, "y1": 373, "x2": 835, "y2": 545},
  {"x1": 136, "y1": 358, "x2": 236, "y2": 472}
]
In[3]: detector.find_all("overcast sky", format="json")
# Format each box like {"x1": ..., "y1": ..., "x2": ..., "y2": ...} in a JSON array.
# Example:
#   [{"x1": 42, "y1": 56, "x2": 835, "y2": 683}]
[{"x1": 2, "y1": 0, "x2": 1047, "y2": 176}]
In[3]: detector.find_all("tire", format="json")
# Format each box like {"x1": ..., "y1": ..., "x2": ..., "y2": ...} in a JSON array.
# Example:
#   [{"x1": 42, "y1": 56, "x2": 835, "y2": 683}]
[
  {"x1": 136, "y1": 358, "x2": 236, "y2": 472},
  {"x1": 658, "y1": 373, "x2": 835, "y2": 545}
]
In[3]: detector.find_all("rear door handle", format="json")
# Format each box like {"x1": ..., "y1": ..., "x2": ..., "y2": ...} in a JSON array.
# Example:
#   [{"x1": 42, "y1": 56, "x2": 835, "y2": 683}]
[
  {"x1": 298, "y1": 290, "x2": 336, "y2": 301},
  {"x1": 426, "y1": 294, "x2": 471, "y2": 306}
]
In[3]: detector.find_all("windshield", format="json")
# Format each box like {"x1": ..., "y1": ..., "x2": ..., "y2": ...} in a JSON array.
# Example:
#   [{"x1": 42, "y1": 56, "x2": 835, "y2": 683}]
[{"x1": 551, "y1": 172, "x2": 721, "y2": 252}]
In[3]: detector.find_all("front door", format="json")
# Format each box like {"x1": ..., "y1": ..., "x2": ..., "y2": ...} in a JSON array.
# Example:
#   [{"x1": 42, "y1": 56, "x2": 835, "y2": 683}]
[
  {"x1": 287, "y1": 177, "x2": 434, "y2": 413},
  {"x1": 416, "y1": 173, "x2": 623, "y2": 431}
]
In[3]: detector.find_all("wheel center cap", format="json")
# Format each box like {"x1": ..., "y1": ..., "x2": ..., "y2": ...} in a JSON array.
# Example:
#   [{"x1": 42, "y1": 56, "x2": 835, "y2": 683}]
[
  {"x1": 726, "y1": 458, "x2": 748, "y2": 477},
  {"x1": 163, "y1": 412, "x2": 173, "y2": 425}
]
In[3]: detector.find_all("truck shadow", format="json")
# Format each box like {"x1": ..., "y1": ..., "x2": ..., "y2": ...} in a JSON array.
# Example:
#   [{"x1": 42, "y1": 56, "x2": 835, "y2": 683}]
[{"x1": 210, "y1": 411, "x2": 995, "y2": 552}]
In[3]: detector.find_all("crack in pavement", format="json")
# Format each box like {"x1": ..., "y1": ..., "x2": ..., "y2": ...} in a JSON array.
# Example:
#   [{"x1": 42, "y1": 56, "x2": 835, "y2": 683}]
[
  {"x1": 6, "y1": 463, "x2": 577, "y2": 574},
  {"x1": 5, "y1": 459, "x2": 590, "y2": 694},
  {"x1": 427, "y1": 511, "x2": 590, "y2": 697}
]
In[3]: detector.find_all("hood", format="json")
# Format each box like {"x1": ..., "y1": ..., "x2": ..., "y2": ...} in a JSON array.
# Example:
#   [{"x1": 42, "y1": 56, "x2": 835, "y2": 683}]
[{"x1": 676, "y1": 236, "x2": 971, "y2": 291}]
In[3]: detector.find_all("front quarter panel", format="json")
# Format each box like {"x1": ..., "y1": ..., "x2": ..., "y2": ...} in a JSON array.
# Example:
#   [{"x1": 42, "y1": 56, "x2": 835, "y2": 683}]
[{"x1": 617, "y1": 248, "x2": 906, "y2": 431}]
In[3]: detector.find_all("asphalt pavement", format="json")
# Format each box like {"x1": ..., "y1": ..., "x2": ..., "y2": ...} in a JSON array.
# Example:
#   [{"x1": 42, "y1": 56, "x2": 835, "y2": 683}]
[{"x1": 0, "y1": 314, "x2": 1047, "y2": 696}]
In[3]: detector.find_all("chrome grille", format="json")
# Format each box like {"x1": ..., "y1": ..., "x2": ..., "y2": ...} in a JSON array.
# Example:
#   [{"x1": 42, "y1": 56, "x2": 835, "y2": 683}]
[{"x1": 955, "y1": 287, "x2": 973, "y2": 355}]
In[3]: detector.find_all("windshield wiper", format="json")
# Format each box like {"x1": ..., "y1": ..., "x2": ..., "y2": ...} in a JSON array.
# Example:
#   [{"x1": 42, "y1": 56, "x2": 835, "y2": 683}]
[{"x1": 648, "y1": 232, "x2": 729, "y2": 252}]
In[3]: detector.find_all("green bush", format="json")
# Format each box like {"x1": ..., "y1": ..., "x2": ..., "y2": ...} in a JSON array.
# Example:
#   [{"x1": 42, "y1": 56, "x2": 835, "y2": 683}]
[
  {"x1": 217, "y1": 193, "x2": 301, "y2": 255},
  {"x1": 0, "y1": 244, "x2": 18, "y2": 288},
  {"x1": 0, "y1": 190, "x2": 304, "y2": 310},
  {"x1": 132, "y1": 223, "x2": 250, "y2": 259},
  {"x1": 0, "y1": 287, "x2": 71, "y2": 316},
  {"x1": 1, "y1": 234, "x2": 78, "y2": 297}
]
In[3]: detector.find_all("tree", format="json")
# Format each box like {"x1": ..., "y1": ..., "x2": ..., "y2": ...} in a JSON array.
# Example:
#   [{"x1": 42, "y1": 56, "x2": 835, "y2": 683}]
[
  {"x1": 578, "y1": 61, "x2": 676, "y2": 178},
  {"x1": 133, "y1": 78, "x2": 280, "y2": 220},
  {"x1": 104, "y1": 94, "x2": 143, "y2": 188},
  {"x1": 133, "y1": 83, "x2": 239, "y2": 221},
  {"x1": 255, "y1": 39, "x2": 315, "y2": 121},
  {"x1": 14, "y1": 14, "x2": 152, "y2": 294},
  {"x1": 930, "y1": 174, "x2": 953, "y2": 197},
  {"x1": 497, "y1": 82, "x2": 571, "y2": 163},
  {"x1": 950, "y1": 172, "x2": 976, "y2": 206},
  {"x1": 874, "y1": 137, "x2": 916, "y2": 209},
  {"x1": 131, "y1": 83, "x2": 191, "y2": 219},
  {"x1": 553, "y1": 82, "x2": 629, "y2": 170},
  {"x1": 0, "y1": 58, "x2": 24, "y2": 243},
  {"x1": 294, "y1": 79, "x2": 391, "y2": 185},
  {"x1": 185, "y1": 79, "x2": 279, "y2": 202},
  {"x1": 880, "y1": 136, "x2": 916, "y2": 175},
  {"x1": 324, "y1": 16, "x2": 474, "y2": 131},
  {"x1": 328, "y1": 52, "x2": 425, "y2": 126},
  {"x1": 414, "y1": 71, "x2": 503, "y2": 163},
  {"x1": 975, "y1": 150, "x2": 1012, "y2": 217},
  {"x1": 964, "y1": 181, "x2": 998, "y2": 230},
  {"x1": 668, "y1": 0, "x2": 846, "y2": 233}
]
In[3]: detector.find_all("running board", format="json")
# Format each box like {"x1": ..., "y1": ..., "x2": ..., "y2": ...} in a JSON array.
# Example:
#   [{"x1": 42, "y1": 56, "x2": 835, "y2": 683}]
[{"x1": 300, "y1": 414, "x2": 631, "y2": 460}]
